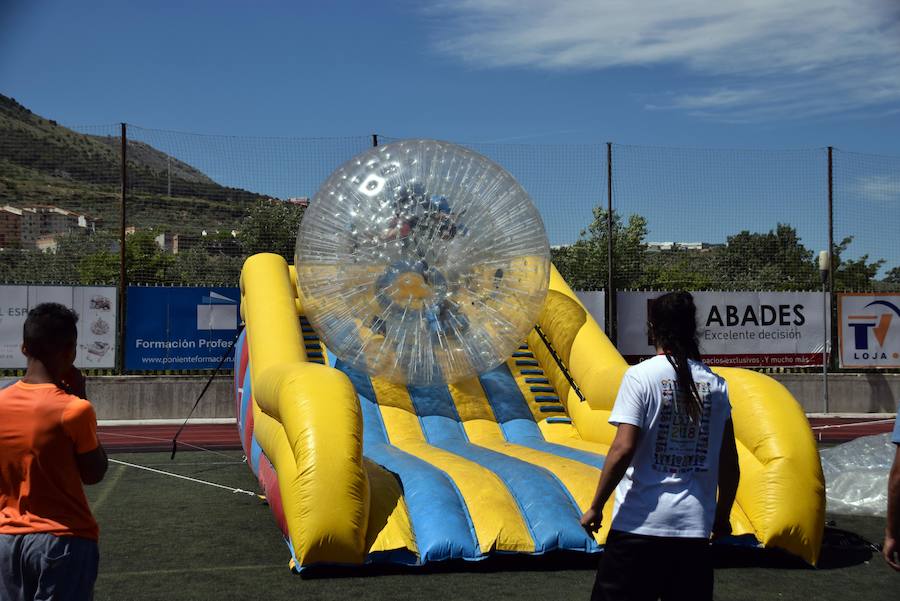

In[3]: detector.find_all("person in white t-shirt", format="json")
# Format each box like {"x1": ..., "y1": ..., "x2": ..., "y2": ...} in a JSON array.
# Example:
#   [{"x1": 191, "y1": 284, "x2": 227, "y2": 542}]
[
  {"x1": 885, "y1": 407, "x2": 900, "y2": 571},
  {"x1": 581, "y1": 291, "x2": 740, "y2": 601}
]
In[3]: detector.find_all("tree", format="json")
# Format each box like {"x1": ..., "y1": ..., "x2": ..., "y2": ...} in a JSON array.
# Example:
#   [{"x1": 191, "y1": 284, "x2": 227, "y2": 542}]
[
  {"x1": 832, "y1": 236, "x2": 885, "y2": 291},
  {"x1": 642, "y1": 248, "x2": 719, "y2": 290},
  {"x1": 715, "y1": 224, "x2": 818, "y2": 290},
  {"x1": 238, "y1": 200, "x2": 306, "y2": 261},
  {"x1": 551, "y1": 207, "x2": 649, "y2": 290},
  {"x1": 124, "y1": 229, "x2": 176, "y2": 284},
  {"x1": 883, "y1": 266, "x2": 900, "y2": 284}
]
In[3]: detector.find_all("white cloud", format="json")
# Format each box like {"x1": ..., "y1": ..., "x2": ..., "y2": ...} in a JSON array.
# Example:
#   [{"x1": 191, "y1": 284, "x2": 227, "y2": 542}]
[
  {"x1": 856, "y1": 175, "x2": 900, "y2": 202},
  {"x1": 427, "y1": 0, "x2": 900, "y2": 120}
]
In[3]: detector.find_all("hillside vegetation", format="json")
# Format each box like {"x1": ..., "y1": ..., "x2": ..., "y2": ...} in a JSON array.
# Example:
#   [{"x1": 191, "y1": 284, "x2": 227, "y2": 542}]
[
  {"x1": 0, "y1": 94, "x2": 303, "y2": 285},
  {"x1": 0, "y1": 94, "x2": 265, "y2": 231}
]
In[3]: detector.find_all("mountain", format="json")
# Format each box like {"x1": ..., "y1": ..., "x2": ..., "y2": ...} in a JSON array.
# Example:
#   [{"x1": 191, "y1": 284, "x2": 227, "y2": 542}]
[{"x1": 0, "y1": 94, "x2": 267, "y2": 231}]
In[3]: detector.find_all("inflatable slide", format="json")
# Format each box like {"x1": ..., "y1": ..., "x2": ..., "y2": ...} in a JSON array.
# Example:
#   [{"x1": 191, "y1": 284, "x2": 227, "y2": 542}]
[
  {"x1": 233, "y1": 139, "x2": 824, "y2": 571},
  {"x1": 235, "y1": 255, "x2": 824, "y2": 569}
]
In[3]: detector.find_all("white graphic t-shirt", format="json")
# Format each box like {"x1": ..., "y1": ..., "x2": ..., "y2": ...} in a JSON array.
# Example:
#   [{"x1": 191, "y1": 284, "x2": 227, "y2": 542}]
[{"x1": 609, "y1": 354, "x2": 731, "y2": 538}]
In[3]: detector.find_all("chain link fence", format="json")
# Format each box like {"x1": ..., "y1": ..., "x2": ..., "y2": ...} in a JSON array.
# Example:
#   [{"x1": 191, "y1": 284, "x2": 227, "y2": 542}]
[
  {"x1": 3, "y1": 125, "x2": 899, "y2": 292},
  {"x1": 2, "y1": 117, "x2": 899, "y2": 372},
  {"x1": 833, "y1": 149, "x2": 900, "y2": 291},
  {"x1": 0, "y1": 115, "x2": 122, "y2": 284}
]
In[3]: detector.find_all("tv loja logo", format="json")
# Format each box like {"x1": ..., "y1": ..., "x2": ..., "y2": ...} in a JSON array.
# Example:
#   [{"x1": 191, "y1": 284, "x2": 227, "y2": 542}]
[{"x1": 847, "y1": 300, "x2": 900, "y2": 360}]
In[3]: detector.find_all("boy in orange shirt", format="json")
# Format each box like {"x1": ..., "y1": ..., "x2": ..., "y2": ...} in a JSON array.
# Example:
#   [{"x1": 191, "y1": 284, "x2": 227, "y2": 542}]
[{"x1": 0, "y1": 303, "x2": 108, "y2": 600}]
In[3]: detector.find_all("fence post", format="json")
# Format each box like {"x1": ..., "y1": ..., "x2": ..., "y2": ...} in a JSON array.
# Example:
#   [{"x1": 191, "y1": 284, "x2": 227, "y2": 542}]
[
  {"x1": 372, "y1": 134, "x2": 379, "y2": 147},
  {"x1": 825, "y1": 146, "x2": 835, "y2": 410},
  {"x1": 118, "y1": 123, "x2": 127, "y2": 374},
  {"x1": 606, "y1": 142, "x2": 617, "y2": 345}
]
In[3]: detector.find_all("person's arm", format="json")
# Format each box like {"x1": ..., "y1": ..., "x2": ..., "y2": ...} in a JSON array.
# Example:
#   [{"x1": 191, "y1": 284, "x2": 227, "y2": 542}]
[
  {"x1": 76, "y1": 445, "x2": 108, "y2": 485},
  {"x1": 63, "y1": 398, "x2": 108, "y2": 485},
  {"x1": 713, "y1": 418, "x2": 739, "y2": 539},
  {"x1": 884, "y1": 445, "x2": 900, "y2": 571},
  {"x1": 580, "y1": 423, "x2": 641, "y2": 534}
]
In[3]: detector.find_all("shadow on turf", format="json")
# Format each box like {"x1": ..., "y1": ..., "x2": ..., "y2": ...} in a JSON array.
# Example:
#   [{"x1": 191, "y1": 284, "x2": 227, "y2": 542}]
[
  {"x1": 298, "y1": 526, "x2": 879, "y2": 579},
  {"x1": 298, "y1": 551, "x2": 600, "y2": 579},
  {"x1": 712, "y1": 526, "x2": 879, "y2": 571}
]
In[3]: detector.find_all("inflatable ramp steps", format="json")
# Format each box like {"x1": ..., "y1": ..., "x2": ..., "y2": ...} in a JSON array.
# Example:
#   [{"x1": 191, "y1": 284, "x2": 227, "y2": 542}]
[
  {"x1": 298, "y1": 316, "x2": 327, "y2": 365},
  {"x1": 507, "y1": 351, "x2": 575, "y2": 420}
]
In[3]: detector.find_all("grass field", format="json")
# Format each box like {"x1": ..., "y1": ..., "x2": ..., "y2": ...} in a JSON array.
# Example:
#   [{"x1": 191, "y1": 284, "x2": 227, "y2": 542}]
[{"x1": 86, "y1": 450, "x2": 897, "y2": 601}]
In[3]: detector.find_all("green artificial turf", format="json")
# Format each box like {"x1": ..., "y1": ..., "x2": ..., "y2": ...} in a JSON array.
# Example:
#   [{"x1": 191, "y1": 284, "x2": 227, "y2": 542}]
[{"x1": 86, "y1": 451, "x2": 897, "y2": 601}]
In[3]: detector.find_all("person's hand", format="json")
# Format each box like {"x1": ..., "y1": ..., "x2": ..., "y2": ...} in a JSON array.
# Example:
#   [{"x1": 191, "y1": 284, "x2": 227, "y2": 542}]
[
  {"x1": 885, "y1": 533, "x2": 900, "y2": 571},
  {"x1": 711, "y1": 516, "x2": 732, "y2": 541},
  {"x1": 60, "y1": 366, "x2": 86, "y2": 398},
  {"x1": 581, "y1": 507, "x2": 602, "y2": 535}
]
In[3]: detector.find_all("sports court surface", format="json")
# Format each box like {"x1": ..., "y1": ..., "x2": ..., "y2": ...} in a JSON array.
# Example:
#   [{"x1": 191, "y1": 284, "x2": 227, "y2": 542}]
[
  {"x1": 87, "y1": 420, "x2": 897, "y2": 601},
  {"x1": 96, "y1": 415, "x2": 895, "y2": 451}
]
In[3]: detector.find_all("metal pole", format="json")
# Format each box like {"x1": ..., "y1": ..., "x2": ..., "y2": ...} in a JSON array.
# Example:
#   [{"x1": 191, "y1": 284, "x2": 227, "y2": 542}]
[
  {"x1": 821, "y1": 266, "x2": 829, "y2": 414},
  {"x1": 118, "y1": 123, "x2": 127, "y2": 374},
  {"x1": 372, "y1": 134, "x2": 378, "y2": 147},
  {"x1": 826, "y1": 147, "x2": 834, "y2": 412},
  {"x1": 607, "y1": 142, "x2": 616, "y2": 345}
]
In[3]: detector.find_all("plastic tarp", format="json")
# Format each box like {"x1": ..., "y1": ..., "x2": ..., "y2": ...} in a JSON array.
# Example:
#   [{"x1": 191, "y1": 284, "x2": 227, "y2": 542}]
[{"x1": 820, "y1": 433, "x2": 895, "y2": 516}]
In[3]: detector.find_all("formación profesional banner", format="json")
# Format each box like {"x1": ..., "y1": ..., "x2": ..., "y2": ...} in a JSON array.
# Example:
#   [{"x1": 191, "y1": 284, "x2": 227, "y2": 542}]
[
  {"x1": 125, "y1": 286, "x2": 241, "y2": 371},
  {"x1": 617, "y1": 291, "x2": 829, "y2": 367}
]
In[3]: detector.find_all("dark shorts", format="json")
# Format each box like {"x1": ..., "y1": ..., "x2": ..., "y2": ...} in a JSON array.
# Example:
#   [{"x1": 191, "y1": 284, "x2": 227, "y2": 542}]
[
  {"x1": 0, "y1": 532, "x2": 98, "y2": 601},
  {"x1": 592, "y1": 529, "x2": 712, "y2": 601}
]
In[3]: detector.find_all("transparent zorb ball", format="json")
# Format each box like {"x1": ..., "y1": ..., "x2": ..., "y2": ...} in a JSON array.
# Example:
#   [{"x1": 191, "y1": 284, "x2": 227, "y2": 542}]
[{"x1": 295, "y1": 139, "x2": 550, "y2": 386}]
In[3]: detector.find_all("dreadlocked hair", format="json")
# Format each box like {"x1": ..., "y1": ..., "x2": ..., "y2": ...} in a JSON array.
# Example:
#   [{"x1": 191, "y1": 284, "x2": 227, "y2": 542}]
[{"x1": 648, "y1": 292, "x2": 703, "y2": 421}]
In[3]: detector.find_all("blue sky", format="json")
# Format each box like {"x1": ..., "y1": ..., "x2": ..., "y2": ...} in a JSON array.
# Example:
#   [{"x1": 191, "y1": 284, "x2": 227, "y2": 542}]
[{"x1": 2, "y1": 0, "x2": 900, "y2": 269}]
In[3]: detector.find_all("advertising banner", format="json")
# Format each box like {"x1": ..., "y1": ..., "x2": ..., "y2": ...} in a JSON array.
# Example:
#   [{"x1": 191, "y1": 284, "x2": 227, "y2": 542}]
[
  {"x1": 838, "y1": 293, "x2": 900, "y2": 368},
  {"x1": 617, "y1": 291, "x2": 829, "y2": 367},
  {"x1": 574, "y1": 290, "x2": 606, "y2": 332},
  {"x1": 0, "y1": 285, "x2": 117, "y2": 369},
  {"x1": 125, "y1": 286, "x2": 241, "y2": 371}
]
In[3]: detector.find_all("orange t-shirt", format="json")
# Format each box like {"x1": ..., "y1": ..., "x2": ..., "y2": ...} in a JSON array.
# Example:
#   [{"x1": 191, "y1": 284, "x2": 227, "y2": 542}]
[{"x1": 0, "y1": 381, "x2": 100, "y2": 540}]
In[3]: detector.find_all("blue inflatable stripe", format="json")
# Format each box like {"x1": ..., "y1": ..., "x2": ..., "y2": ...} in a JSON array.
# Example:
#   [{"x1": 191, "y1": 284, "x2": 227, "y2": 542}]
[
  {"x1": 234, "y1": 333, "x2": 246, "y2": 435},
  {"x1": 479, "y1": 365, "x2": 605, "y2": 470},
  {"x1": 525, "y1": 378, "x2": 550, "y2": 384},
  {"x1": 239, "y1": 362, "x2": 253, "y2": 450},
  {"x1": 338, "y1": 362, "x2": 481, "y2": 562},
  {"x1": 250, "y1": 435, "x2": 263, "y2": 475},
  {"x1": 546, "y1": 417, "x2": 573, "y2": 424},
  {"x1": 407, "y1": 384, "x2": 593, "y2": 553},
  {"x1": 520, "y1": 369, "x2": 543, "y2": 375}
]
